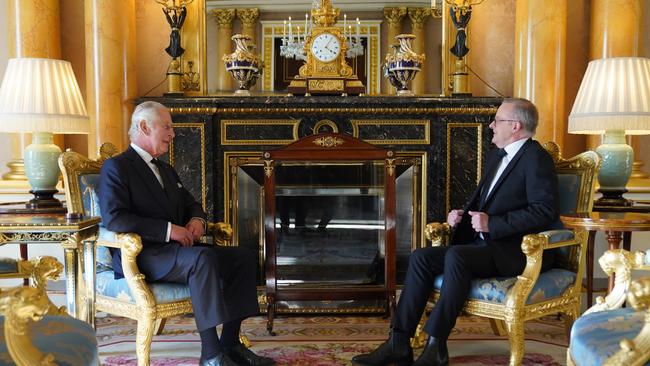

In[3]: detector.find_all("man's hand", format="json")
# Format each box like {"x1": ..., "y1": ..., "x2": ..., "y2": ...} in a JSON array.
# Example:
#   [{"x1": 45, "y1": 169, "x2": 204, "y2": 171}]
[
  {"x1": 171, "y1": 224, "x2": 194, "y2": 247},
  {"x1": 447, "y1": 209, "x2": 464, "y2": 227},
  {"x1": 185, "y1": 218, "x2": 205, "y2": 242},
  {"x1": 468, "y1": 211, "x2": 489, "y2": 233}
]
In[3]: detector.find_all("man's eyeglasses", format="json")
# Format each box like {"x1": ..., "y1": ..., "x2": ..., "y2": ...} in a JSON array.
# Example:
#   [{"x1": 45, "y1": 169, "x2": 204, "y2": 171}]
[{"x1": 491, "y1": 118, "x2": 519, "y2": 124}]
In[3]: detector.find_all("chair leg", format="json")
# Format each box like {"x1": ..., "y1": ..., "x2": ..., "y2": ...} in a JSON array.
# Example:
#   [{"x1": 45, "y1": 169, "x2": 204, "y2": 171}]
[
  {"x1": 136, "y1": 319, "x2": 156, "y2": 366},
  {"x1": 562, "y1": 305, "x2": 579, "y2": 339},
  {"x1": 489, "y1": 318, "x2": 508, "y2": 336},
  {"x1": 505, "y1": 318, "x2": 525, "y2": 366},
  {"x1": 154, "y1": 318, "x2": 167, "y2": 336}
]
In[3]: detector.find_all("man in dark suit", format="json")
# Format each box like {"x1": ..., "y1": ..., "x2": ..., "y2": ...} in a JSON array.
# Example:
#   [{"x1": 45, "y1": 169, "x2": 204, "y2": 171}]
[
  {"x1": 99, "y1": 101, "x2": 275, "y2": 366},
  {"x1": 353, "y1": 98, "x2": 563, "y2": 366}
]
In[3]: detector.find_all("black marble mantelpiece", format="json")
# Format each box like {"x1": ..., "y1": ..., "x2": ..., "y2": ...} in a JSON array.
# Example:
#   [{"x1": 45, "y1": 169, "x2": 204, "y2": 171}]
[{"x1": 139, "y1": 95, "x2": 501, "y2": 224}]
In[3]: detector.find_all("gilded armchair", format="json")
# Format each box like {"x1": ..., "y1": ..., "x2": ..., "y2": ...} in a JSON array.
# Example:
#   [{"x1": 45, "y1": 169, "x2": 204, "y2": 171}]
[
  {"x1": 0, "y1": 257, "x2": 97, "y2": 366},
  {"x1": 414, "y1": 142, "x2": 600, "y2": 366},
  {"x1": 59, "y1": 143, "x2": 237, "y2": 366},
  {"x1": 568, "y1": 249, "x2": 650, "y2": 366}
]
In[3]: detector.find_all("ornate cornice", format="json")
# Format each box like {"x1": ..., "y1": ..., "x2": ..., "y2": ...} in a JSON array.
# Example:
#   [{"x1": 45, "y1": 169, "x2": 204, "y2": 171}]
[
  {"x1": 212, "y1": 8, "x2": 236, "y2": 28},
  {"x1": 383, "y1": 7, "x2": 407, "y2": 28},
  {"x1": 407, "y1": 7, "x2": 431, "y2": 29},
  {"x1": 236, "y1": 8, "x2": 259, "y2": 27}
]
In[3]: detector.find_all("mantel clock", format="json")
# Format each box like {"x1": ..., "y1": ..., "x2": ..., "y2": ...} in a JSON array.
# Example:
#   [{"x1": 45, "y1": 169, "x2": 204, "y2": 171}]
[{"x1": 287, "y1": 0, "x2": 365, "y2": 96}]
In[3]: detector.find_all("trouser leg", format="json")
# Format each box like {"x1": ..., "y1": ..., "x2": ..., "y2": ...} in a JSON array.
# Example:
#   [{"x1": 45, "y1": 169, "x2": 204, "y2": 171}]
[
  {"x1": 393, "y1": 246, "x2": 448, "y2": 336},
  {"x1": 425, "y1": 243, "x2": 499, "y2": 338}
]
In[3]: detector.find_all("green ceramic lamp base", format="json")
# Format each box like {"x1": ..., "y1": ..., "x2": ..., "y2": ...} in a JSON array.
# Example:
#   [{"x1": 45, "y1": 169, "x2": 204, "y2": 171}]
[
  {"x1": 23, "y1": 132, "x2": 63, "y2": 209},
  {"x1": 594, "y1": 129, "x2": 633, "y2": 207}
]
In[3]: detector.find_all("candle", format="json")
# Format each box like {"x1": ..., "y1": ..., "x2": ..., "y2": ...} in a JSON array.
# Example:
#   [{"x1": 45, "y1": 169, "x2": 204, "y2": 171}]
[
  {"x1": 304, "y1": 13, "x2": 308, "y2": 37},
  {"x1": 348, "y1": 25, "x2": 352, "y2": 43},
  {"x1": 288, "y1": 16, "x2": 292, "y2": 40},
  {"x1": 283, "y1": 20, "x2": 287, "y2": 39},
  {"x1": 297, "y1": 26, "x2": 301, "y2": 41},
  {"x1": 356, "y1": 18, "x2": 360, "y2": 42},
  {"x1": 343, "y1": 14, "x2": 347, "y2": 38}
]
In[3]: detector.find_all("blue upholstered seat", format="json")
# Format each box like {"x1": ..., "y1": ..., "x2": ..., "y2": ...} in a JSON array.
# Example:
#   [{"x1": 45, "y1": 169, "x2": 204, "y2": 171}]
[
  {"x1": 0, "y1": 259, "x2": 17, "y2": 274},
  {"x1": 570, "y1": 307, "x2": 650, "y2": 366},
  {"x1": 435, "y1": 268, "x2": 576, "y2": 304},
  {"x1": 0, "y1": 315, "x2": 97, "y2": 366}
]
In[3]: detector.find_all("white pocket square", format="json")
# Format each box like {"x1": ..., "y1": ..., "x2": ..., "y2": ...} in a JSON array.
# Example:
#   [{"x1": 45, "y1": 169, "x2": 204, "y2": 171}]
[{"x1": 177, "y1": 182, "x2": 183, "y2": 188}]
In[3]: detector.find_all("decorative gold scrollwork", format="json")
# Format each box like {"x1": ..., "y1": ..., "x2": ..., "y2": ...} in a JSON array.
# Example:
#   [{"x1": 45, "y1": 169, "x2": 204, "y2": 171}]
[
  {"x1": 386, "y1": 158, "x2": 396, "y2": 177},
  {"x1": 263, "y1": 160, "x2": 274, "y2": 177},
  {"x1": 313, "y1": 136, "x2": 344, "y2": 148}
]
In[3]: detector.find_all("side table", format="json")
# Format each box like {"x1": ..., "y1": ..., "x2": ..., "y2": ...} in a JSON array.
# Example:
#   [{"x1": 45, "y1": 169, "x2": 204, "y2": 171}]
[
  {"x1": 0, "y1": 214, "x2": 100, "y2": 325},
  {"x1": 560, "y1": 212, "x2": 650, "y2": 307},
  {"x1": 0, "y1": 202, "x2": 67, "y2": 285}
]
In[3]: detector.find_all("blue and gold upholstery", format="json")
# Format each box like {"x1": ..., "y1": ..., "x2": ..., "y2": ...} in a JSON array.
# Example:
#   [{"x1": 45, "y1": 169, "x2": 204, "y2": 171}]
[
  {"x1": 568, "y1": 249, "x2": 650, "y2": 366},
  {"x1": 0, "y1": 257, "x2": 97, "y2": 366},
  {"x1": 415, "y1": 142, "x2": 600, "y2": 366},
  {"x1": 59, "y1": 143, "x2": 236, "y2": 366}
]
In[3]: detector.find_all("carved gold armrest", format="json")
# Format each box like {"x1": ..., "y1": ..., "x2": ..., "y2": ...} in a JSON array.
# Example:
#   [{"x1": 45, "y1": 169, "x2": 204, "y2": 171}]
[
  {"x1": 114, "y1": 233, "x2": 157, "y2": 307},
  {"x1": 0, "y1": 286, "x2": 67, "y2": 366},
  {"x1": 587, "y1": 249, "x2": 647, "y2": 315},
  {"x1": 16, "y1": 256, "x2": 64, "y2": 291},
  {"x1": 208, "y1": 222, "x2": 233, "y2": 246},
  {"x1": 506, "y1": 229, "x2": 582, "y2": 308},
  {"x1": 424, "y1": 222, "x2": 450, "y2": 247}
]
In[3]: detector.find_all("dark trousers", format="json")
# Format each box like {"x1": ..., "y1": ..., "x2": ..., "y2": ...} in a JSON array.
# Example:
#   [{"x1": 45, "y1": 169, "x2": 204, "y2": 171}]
[
  {"x1": 158, "y1": 245, "x2": 259, "y2": 332},
  {"x1": 393, "y1": 241, "x2": 524, "y2": 339}
]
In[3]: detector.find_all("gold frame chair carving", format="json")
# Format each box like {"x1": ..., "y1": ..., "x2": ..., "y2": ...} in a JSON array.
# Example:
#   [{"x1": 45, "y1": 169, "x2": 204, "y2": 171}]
[
  {"x1": 567, "y1": 250, "x2": 650, "y2": 366},
  {"x1": 59, "y1": 142, "x2": 236, "y2": 366},
  {"x1": 414, "y1": 142, "x2": 600, "y2": 366}
]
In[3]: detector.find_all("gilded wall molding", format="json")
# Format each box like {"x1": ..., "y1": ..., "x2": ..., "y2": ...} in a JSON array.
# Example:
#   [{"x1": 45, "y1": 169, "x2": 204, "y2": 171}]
[
  {"x1": 351, "y1": 119, "x2": 430, "y2": 145},
  {"x1": 407, "y1": 8, "x2": 432, "y2": 30},
  {"x1": 446, "y1": 122, "x2": 482, "y2": 215},
  {"x1": 170, "y1": 123, "x2": 207, "y2": 209},
  {"x1": 383, "y1": 7, "x2": 407, "y2": 28},
  {"x1": 221, "y1": 119, "x2": 300, "y2": 145},
  {"x1": 212, "y1": 8, "x2": 236, "y2": 29},
  {"x1": 236, "y1": 8, "x2": 259, "y2": 28}
]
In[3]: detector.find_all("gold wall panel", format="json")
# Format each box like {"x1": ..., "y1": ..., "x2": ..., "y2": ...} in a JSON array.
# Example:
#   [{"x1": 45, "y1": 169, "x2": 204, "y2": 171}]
[
  {"x1": 181, "y1": 0, "x2": 207, "y2": 94},
  {"x1": 351, "y1": 119, "x2": 430, "y2": 145}
]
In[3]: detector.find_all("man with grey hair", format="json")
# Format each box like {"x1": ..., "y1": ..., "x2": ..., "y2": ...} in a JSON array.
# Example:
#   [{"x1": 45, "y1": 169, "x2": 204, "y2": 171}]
[
  {"x1": 353, "y1": 98, "x2": 562, "y2": 366},
  {"x1": 99, "y1": 101, "x2": 275, "y2": 366}
]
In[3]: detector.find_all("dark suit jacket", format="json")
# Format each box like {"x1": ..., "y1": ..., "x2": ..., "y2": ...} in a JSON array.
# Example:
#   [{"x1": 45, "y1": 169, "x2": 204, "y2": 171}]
[
  {"x1": 98, "y1": 146, "x2": 206, "y2": 280},
  {"x1": 451, "y1": 138, "x2": 563, "y2": 275}
]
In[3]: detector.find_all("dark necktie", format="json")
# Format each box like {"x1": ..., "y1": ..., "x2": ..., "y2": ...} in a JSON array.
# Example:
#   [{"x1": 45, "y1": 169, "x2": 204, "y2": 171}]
[
  {"x1": 479, "y1": 148, "x2": 507, "y2": 207},
  {"x1": 151, "y1": 158, "x2": 172, "y2": 197}
]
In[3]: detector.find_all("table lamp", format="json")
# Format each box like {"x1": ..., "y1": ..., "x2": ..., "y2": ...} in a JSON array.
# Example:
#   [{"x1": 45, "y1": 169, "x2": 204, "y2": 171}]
[
  {"x1": 0, "y1": 58, "x2": 89, "y2": 209},
  {"x1": 568, "y1": 57, "x2": 650, "y2": 206}
]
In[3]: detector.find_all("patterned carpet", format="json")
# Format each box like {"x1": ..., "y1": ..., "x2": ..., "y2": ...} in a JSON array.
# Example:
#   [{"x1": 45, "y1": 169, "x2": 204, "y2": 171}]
[{"x1": 97, "y1": 313, "x2": 568, "y2": 365}]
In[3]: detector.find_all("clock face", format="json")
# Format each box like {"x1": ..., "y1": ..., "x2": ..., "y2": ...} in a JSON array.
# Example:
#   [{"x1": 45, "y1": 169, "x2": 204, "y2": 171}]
[{"x1": 310, "y1": 33, "x2": 341, "y2": 63}]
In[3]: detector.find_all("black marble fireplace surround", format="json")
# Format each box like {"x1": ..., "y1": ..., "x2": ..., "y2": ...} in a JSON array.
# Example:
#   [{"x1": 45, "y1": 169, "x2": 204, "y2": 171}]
[
  {"x1": 140, "y1": 96, "x2": 499, "y2": 310},
  {"x1": 143, "y1": 95, "x2": 500, "y2": 224}
]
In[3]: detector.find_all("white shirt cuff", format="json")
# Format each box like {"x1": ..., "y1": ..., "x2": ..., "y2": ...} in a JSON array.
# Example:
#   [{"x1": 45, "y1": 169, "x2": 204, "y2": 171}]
[{"x1": 166, "y1": 222, "x2": 171, "y2": 242}]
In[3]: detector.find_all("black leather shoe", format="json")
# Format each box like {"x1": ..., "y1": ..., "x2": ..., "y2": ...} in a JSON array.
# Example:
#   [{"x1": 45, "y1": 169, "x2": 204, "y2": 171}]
[
  {"x1": 200, "y1": 353, "x2": 238, "y2": 366},
  {"x1": 412, "y1": 337, "x2": 448, "y2": 366},
  {"x1": 226, "y1": 343, "x2": 276, "y2": 365},
  {"x1": 352, "y1": 331, "x2": 413, "y2": 366}
]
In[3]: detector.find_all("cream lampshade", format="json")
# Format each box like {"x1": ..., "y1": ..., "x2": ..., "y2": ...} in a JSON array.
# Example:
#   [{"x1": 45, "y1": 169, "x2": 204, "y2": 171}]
[
  {"x1": 0, "y1": 58, "x2": 89, "y2": 208},
  {"x1": 568, "y1": 57, "x2": 650, "y2": 206}
]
